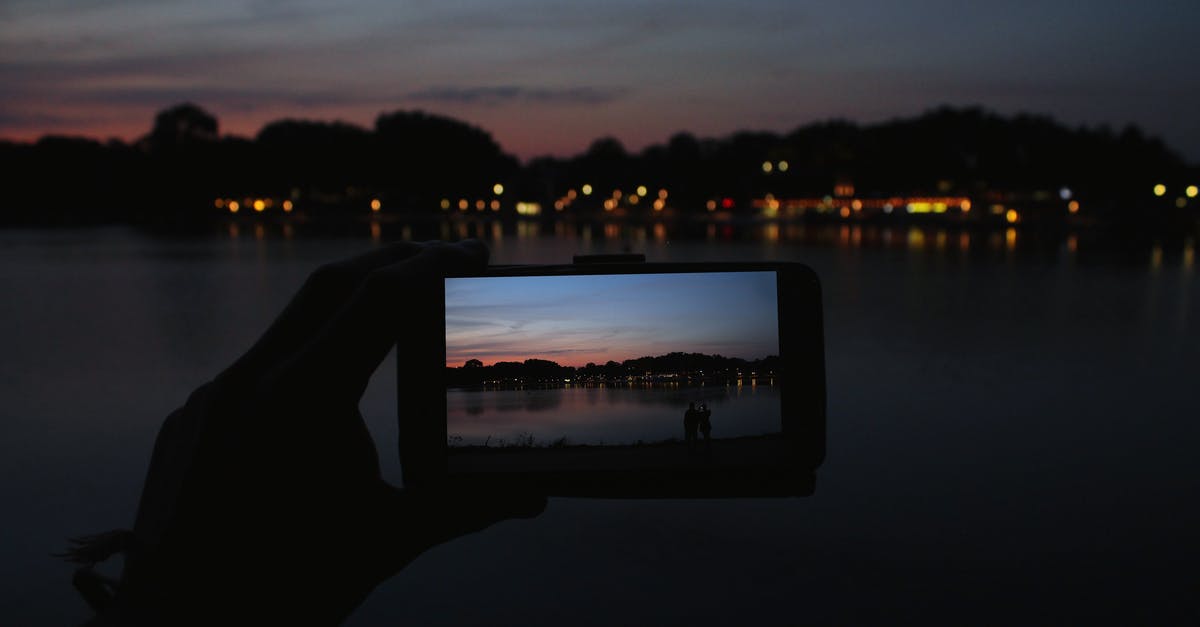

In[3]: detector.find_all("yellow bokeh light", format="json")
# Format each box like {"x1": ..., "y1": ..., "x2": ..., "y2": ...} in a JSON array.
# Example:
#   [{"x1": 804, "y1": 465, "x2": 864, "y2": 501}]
[
  {"x1": 282, "y1": 200, "x2": 293, "y2": 212},
  {"x1": 475, "y1": 200, "x2": 485, "y2": 211},
  {"x1": 653, "y1": 199, "x2": 665, "y2": 211},
  {"x1": 1187, "y1": 185, "x2": 1198, "y2": 198},
  {"x1": 777, "y1": 161, "x2": 789, "y2": 172},
  {"x1": 839, "y1": 206, "x2": 851, "y2": 218},
  {"x1": 629, "y1": 194, "x2": 640, "y2": 205},
  {"x1": 440, "y1": 199, "x2": 450, "y2": 210},
  {"x1": 636, "y1": 185, "x2": 648, "y2": 197},
  {"x1": 490, "y1": 200, "x2": 500, "y2": 211},
  {"x1": 761, "y1": 161, "x2": 773, "y2": 173},
  {"x1": 959, "y1": 199, "x2": 971, "y2": 212},
  {"x1": 658, "y1": 189, "x2": 668, "y2": 200},
  {"x1": 227, "y1": 201, "x2": 239, "y2": 213},
  {"x1": 493, "y1": 183, "x2": 504, "y2": 195},
  {"x1": 603, "y1": 199, "x2": 615, "y2": 211},
  {"x1": 1068, "y1": 200, "x2": 1080, "y2": 214},
  {"x1": 214, "y1": 198, "x2": 225, "y2": 209},
  {"x1": 1005, "y1": 209, "x2": 1019, "y2": 224},
  {"x1": 370, "y1": 199, "x2": 382, "y2": 212},
  {"x1": 581, "y1": 184, "x2": 593, "y2": 195},
  {"x1": 253, "y1": 199, "x2": 266, "y2": 212},
  {"x1": 851, "y1": 199, "x2": 863, "y2": 211},
  {"x1": 1153, "y1": 184, "x2": 1166, "y2": 197},
  {"x1": 706, "y1": 200, "x2": 717, "y2": 211},
  {"x1": 458, "y1": 199, "x2": 468, "y2": 211}
]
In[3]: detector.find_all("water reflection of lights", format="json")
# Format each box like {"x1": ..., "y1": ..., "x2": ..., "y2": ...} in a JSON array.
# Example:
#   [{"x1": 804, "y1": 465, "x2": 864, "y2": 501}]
[
  {"x1": 1005, "y1": 228, "x2": 1017, "y2": 250},
  {"x1": 935, "y1": 230, "x2": 947, "y2": 250},
  {"x1": 254, "y1": 224, "x2": 265, "y2": 240},
  {"x1": 653, "y1": 223, "x2": 667, "y2": 241},
  {"x1": 1183, "y1": 240, "x2": 1194, "y2": 270},
  {"x1": 764, "y1": 224, "x2": 779, "y2": 242},
  {"x1": 604, "y1": 224, "x2": 620, "y2": 239},
  {"x1": 228, "y1": 223, "x2": 239, "y2": 238},
  {"x1": 706, "y1": 224, "x2": 717, "y2": 241},
  {"x1": 517, "y1": 221, "x2": 540, "y2": 239},
  {"x1": 282, "y1": 223, "x2": 294, "y2": 239},
  {"x1": 1067, "y1": 234, "x2": 1078, "y2": 254},
  {"x1": 907, "y1": 228, "x2": 925, "y2": 249},
  {"x1": 1150, "y1": 245, "x2": 1163, "y2": 271},
  {"x1": 959, "y1": 232, "x2": 970, "y2": 251}
]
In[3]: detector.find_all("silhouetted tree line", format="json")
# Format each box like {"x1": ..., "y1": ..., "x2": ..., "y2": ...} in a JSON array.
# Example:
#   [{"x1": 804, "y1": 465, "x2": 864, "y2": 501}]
[
  {"x1": 446, "y1": 351, "x2": 779, "y2": 387},
  {"x1": 0, "y1": 102, "x2": 1193, "y2": 226}
]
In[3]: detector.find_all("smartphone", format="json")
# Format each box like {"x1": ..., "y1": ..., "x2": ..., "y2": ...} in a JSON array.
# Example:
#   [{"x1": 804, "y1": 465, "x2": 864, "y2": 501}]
[{"x1": 398, "y1": 257, "x2": 825, "y2": 497}]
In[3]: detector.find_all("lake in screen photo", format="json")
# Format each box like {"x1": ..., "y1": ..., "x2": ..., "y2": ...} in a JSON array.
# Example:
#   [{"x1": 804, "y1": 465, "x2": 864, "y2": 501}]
[{"x1": 444, "y1": 271, "x2": 785, "y2": 472}]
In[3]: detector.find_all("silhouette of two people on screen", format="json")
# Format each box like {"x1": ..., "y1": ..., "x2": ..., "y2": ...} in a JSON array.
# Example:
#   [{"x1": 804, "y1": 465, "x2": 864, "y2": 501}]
[{"x1": 684, "y1": 402, "x2": 712, "y2": 454}]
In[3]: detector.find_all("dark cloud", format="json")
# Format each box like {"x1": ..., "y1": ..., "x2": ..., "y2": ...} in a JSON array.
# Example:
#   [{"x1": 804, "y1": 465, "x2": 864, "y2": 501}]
[{"x1": 408, "y1": 85, "x2": 627, "y2": 106}]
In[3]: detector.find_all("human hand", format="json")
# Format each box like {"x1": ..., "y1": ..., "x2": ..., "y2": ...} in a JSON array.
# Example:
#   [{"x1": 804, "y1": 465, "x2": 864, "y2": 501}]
[{"x1": 84, "y1": 240, "x2": 545, "y2": 626}]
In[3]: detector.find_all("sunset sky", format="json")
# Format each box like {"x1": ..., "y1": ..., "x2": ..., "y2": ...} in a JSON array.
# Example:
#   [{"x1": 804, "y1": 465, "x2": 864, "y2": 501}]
[
  {"x1": 2, "y1": 0, "x2": 1199, "y2": 161},
  {"x1": 444, "y1": 272, "x2": 779, "y2": 367}
]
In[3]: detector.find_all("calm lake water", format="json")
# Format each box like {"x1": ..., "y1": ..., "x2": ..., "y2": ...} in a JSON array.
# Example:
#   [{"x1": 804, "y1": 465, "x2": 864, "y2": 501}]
[
  {"x1": 447, "y1": 384, "x2": 781, "y2": 446},
  {"x1": 1, "y1": 221, "x2": 1197, "y2": 624}
]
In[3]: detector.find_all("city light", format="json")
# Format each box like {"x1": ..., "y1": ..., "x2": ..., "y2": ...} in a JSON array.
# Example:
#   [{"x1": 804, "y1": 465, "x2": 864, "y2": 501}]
[
  {"x1": 1068, "y1": 200, "x2": 1080, "y2": 213},
  {"x1": 440, "y1": 199, "x2": 450, "y2": 210},
  {"x1": 458, "y1": 199, "x2": 468, "y2": 211},
  {"x1": 1059, "y1": 187, "x2": 1072, "y2": 200},
  {"x1": 636, "y1": 185, "x2": 648, "y2": 197},
  {"x1": 227, "y1": 201, "x2": 239, "y2": 213},
  {"x1": 761, "y1": 161, "x2": 773, "y2": 173},
  {"x1": 475, "y1": 200, "x2": 485, "y2": 210},
  {"x1": 214, "y1": 198, "x2": 224, "y2": 209},
  {"x1": 490, "y1": 200, "x2": 500, "y2": 211},
  {"x1": 254, "y1": 199, "x2": 266, "y2": 212},
  {"x1": 1187, "y1": 185, "x2": 1199, "y2": 198},
  {"x1": 581, "y1": 184, "x2": 593, "y2": 195},
  {"x1": 493, "y1": 183, "x2": 504, "y2": 195},
  {"x1": 604, "y1": 199, "x2": 616, "y2": 211},
  {"x1": 959, "y1": 199, "x2": 971, "y2": 212},
  {"x1": 706, "y1": 200, "x2": 717, "y2": 211},
  {"x1": 777, "y1": 161, "x2": 789, "y2": 172},
  {"x1": 515, "y1": 202, "x2": 541, "y2": 216},
  {"x1": 1005, "y1": 209, "x2": 1019, "y2": 224},
  {"x1": 282, "y1": 200, "x2": 293, "y2": 212},
  {"x1": 1177, "y1": 198, "x2": 1188, "y2": 209},
  {"x1": 658, "y1": 189, "x2": 668, "y2": 199},
  {"x1": 370, "y1": 199, "x2": 382, "y2": 212},
  {"x1": 1153, "y1": 184, "x2": 1166, "y2": 197}
]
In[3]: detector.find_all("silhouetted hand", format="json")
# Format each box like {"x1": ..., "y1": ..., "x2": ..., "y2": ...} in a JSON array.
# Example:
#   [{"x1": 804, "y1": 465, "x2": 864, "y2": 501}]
[{"x1": 72, "y1": 241, "x2": 545, "y2": 626}]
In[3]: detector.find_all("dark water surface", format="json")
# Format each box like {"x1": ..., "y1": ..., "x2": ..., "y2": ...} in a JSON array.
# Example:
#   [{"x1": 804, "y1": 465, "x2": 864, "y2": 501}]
[
  {"x1": 1, "y1": 225, "x2": 1196, "y2": 624},
  {"x1": 447, "y1": 384, "x2": 781, "y2": 446}
]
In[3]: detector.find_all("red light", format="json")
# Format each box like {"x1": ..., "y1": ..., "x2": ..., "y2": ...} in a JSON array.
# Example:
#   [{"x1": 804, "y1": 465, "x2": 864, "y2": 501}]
[{"x1": 721, "y1": 198, "x2": 735, "y2": 209}]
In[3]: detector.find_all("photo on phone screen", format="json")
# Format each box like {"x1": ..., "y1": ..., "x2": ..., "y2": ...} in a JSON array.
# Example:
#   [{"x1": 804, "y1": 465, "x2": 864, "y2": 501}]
[{"x1": 444, "y1": 271, "x2": 786, "y2": 473}]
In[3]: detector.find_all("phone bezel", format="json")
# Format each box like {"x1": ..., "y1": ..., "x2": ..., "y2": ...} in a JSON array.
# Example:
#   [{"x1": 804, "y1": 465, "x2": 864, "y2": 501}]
[{"x1": 398, "y1": 261, "x2": 825, "y2": 497}]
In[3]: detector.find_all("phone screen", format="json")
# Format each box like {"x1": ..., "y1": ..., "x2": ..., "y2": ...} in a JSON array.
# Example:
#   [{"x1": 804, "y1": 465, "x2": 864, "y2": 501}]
[{"x1": 443, "y1": 271, "x2": 785, "y2": 473}]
